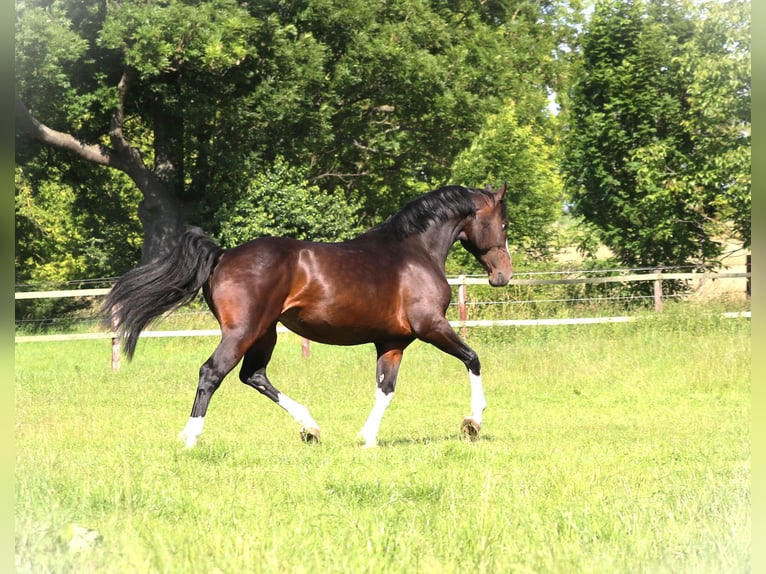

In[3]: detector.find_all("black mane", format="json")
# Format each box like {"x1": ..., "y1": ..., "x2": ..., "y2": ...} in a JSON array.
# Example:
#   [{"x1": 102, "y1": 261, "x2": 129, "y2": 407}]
[{"x1": 373, "y1": 186, "x2": 487, "y2": 240}]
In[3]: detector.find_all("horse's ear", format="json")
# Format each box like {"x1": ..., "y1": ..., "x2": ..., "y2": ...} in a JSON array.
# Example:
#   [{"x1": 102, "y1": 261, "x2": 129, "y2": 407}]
[
  {"x1": 495, "y1": 181, "x2": 507, "y2": 201},
  {"x1": 484, "y1": 183, "x2": 493, "y2": 193}
]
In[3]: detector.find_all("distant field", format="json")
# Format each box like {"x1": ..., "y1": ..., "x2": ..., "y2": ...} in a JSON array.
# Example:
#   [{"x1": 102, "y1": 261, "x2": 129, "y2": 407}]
[{"x1": 15, "y1": 306, "x2": 750, "y2": 573}]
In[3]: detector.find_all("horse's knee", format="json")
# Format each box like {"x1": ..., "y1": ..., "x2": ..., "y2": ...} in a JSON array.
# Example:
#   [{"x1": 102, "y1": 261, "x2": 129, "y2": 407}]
[
  {"x1": 465, "y1": 352, "x2": 481, "y2": 377},
  {"x1": 198, "y1": 362, "x2": 224, "y2": 393},
  {"x1": 377, "y1": 375, "x2": 397, "y2": 396}
]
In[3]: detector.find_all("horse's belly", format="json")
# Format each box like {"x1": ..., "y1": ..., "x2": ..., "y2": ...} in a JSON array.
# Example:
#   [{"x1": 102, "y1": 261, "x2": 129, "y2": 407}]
[{"x1": 279, "y1": 306, "x2": 410, "y2": 346}]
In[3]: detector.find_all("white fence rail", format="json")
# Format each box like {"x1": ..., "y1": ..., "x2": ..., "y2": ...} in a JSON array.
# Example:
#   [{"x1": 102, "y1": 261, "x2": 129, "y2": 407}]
[{"x1": 15, "y1": 269, "x2": 750, "y2": 359}]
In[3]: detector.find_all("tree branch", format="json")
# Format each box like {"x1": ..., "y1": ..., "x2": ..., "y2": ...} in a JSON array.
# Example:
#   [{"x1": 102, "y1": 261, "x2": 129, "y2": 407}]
[
  {"x1": 310, "y1": 170, "x2": 371, "y2": 184},
  {"x1": 15, "y1": 93, "x2": 132, "y2": 172},
  {"x1": 110, "y1": 68, "x2": 134, "y2": 156}
]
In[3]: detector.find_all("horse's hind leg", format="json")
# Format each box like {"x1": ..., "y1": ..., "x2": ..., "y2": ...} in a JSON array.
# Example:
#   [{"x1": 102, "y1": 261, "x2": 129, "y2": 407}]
[
  {"x1": 239, "y1": 327, "x2": 321, "y2": 443},
  {"x1": 179, "y1": 333, "x2": 248, "y2": 448}
]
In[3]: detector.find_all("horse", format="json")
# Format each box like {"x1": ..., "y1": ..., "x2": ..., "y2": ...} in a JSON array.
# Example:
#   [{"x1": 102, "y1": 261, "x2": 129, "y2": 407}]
[{"x1": 103, "y1": 183, "x2": 512, "y2": 448}]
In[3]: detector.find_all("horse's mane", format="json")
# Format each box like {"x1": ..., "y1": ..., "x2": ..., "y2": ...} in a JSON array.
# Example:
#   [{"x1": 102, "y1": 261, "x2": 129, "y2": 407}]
[{"x1": 371, "y1": 186, "x2": 487, "y2": 240}]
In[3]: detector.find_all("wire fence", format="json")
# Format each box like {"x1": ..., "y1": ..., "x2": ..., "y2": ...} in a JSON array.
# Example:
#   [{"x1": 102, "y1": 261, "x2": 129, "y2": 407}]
[{"x1": 15, "y1": 264, "x2": 751, "y2": 334}]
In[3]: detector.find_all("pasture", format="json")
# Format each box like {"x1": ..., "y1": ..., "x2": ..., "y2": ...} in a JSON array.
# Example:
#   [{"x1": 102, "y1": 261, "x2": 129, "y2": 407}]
[{"x1": 16, "y1": 306, "x2": 750, "y2": 572}]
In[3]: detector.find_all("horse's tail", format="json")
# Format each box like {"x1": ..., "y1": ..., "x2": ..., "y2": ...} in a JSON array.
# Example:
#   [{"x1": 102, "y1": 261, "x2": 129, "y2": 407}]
[{"x1": 101, "y1": 227, "x2": 224, "y2": 359}]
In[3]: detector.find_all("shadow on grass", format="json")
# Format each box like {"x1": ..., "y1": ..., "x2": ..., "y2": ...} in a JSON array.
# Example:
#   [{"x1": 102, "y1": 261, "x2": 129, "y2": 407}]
[{"x1": 377, "y1": 433, "x2": 497, "y2": 447}]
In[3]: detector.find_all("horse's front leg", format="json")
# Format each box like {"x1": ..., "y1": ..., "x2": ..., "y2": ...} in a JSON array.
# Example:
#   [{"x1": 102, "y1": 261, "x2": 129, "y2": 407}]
[
  {"x1": 417, "y1": 319, "x2": 487, "y2": 440},
  {"x1": 359, "y1": 342, "x2": 409, "y2": 447},
  {"x1": 462, "y1": 370, "x2": 488, "y2": 440}
]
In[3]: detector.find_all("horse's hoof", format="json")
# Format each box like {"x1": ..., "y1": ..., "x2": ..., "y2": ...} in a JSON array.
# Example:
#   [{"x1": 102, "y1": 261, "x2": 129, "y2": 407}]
[
  {"x1": 300, "y1": 427, "x2": 321, "y2": 444},
  {"x1": 361, "y1": 437, "x2": 378, "y2": 448},
  {"x1": 178, "y1": 432, "x2": 198, "y2": 449},
  {"x1": 357, "y1": 429, "x2": 378, "y2": 448},
  {"x1": 461, "y1": 418, "x2": 481, "y2": 441}
]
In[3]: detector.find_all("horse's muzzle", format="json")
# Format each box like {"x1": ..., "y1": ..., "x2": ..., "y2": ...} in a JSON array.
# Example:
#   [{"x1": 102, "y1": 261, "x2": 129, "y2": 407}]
[
  {"x1": 488, "y1": 270, "x2": 512, "y2": 287},
  {"x1": 482, "y1": 245, "x2": 512, "y2": 287}
]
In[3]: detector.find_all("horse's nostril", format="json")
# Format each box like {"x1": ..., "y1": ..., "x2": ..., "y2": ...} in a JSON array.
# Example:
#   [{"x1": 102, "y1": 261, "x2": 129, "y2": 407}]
[{"x1": 489, "y1": 272, "x2": 509, "y2": 287}]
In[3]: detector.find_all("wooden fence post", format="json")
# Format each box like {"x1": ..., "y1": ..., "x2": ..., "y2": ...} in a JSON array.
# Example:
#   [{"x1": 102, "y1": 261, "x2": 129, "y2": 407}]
[
  {"x1": 653, "y1": 269, "x2": 663, "y2": 313},
  {"x1": 301, "y1": 337, "x2": 311, "y2": 359},
  {"x1": 457, "y1": 274, "x2": 468, "y2": 338}
]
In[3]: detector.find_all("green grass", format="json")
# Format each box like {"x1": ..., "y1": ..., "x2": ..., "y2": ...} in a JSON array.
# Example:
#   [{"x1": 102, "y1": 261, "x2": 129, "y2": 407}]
[{"x1": 15, "y1": 308, "x2": 750, "y2": 573}]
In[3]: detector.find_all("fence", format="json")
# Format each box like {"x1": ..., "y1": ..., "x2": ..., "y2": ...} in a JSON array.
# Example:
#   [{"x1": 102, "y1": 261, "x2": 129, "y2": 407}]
[
  {"x1": 451, "y1": 269, "x2": 750, "y2": 337},
  {"x1": 15, "y1": 268, "x2": 750, "y2": 370}
]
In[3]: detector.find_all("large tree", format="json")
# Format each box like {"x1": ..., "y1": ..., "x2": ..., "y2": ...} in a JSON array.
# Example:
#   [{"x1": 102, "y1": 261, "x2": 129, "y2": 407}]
[
  {"x1": 451, "y1": 101, "x2": 562, "y2": 257},
  {"x1": 15, "y1": 0, "x2": 261, "y2": 263},
  {"x1": 563, "y1": 0, "x2": 750, "y2": 269},
  {"x1": 16, "y1": 0, "x2": 576, "y2": 269}
]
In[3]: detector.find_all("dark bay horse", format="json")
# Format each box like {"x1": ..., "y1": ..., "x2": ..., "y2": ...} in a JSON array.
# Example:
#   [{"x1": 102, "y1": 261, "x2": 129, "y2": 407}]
[{"x1": 103, "y1": 184, "x2": 512, "y2": 447}]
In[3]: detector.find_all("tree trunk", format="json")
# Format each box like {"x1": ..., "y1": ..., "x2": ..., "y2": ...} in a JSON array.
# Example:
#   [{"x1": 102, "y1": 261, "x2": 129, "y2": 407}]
[
  {"x1": 15, "y1": 69, "x2": 186, "y2": 264},
  {"x1": 127, "y1": 166, "x2": 185, "y2": 264}
]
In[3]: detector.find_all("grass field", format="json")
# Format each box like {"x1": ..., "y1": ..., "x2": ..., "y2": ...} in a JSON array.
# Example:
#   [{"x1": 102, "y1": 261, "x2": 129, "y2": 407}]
[{"x1": 15, "y1": 306, "x2": 750, "y2": 573}]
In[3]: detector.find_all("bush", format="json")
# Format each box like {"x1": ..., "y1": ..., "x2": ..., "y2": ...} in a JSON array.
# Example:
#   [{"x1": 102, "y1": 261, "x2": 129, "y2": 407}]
[{"x1": 213, "y1": 157, "x2": 364, "y2": 247}]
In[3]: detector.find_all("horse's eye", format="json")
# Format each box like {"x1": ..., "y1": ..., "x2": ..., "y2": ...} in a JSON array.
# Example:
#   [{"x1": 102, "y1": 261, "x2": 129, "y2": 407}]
[{"x1": 502, "y1": 222, "x2": 508, "y2": 230}]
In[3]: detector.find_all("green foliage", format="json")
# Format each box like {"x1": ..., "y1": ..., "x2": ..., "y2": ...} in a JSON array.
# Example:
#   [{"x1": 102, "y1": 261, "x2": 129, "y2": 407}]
[
  {"x1": 14, "y1": 0, "x2": 89, "y2": 124},
  {"x1": 677, "y1": 0, "x2": 751, "y2": 248},
  {"x1": 563, "y1": 0, "x2": 751, "y2": 269},
  {"x1": 16, "y1": 0, "x2": 579, "y2": 281},
  {"x1": 15, "y1": 162, "x2": 142, "y2": 284},
  {"x1": 20, "y1": 0, "x2": 749, "y2": 295},
  {"x1": 213, "y1": 158, "x2": 364, "y2": 247},
  {"x1": 99, "y1": 0, "x2": 256, "y2": 78},
  {"x1": 451, "y1": 101, "x2": 562, "y2": 257},
  {"x1": 15, "y1": 152, "x2": 142, "y2": 324},
  {"x1": 16, "y1": 166, "x2": 88, "y2": 284}
]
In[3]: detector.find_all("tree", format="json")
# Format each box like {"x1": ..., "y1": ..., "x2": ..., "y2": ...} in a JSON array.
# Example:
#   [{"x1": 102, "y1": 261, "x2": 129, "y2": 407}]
[
  {"x1": 450, "y1": 101, "x2": 562, "y2": 257},
  {"x1": 678, "y1": 0, "x2": 750, "y2": 249},
  {"x1": 213, "y1": 157, "x2": 363, "y2": 248},
  {"x1": 15, "y1": 0, "x2": 261, "y2": 263},
  {"x1": 15, "y1": 161, "x2": 142, "y2": 285},
  {"x1": 563, "y1": 0, "x2": 750, "y2": 269},
  {"x1": 16, "y1": 0, "x2": 578, "y2": 273}
]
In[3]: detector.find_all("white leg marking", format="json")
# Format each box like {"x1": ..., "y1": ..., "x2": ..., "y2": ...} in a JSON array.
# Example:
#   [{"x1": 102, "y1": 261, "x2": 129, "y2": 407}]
[
  {"x1": 277, "y1": 393, "x2": 320, "y2": 432},
  {"x1": 469, "y1": 371, "x2": 487, "y2": 425},
  {"x1": 179, "y1": 416, "x2": 205, "y2": 448},
  {"x1": 359, "y1": 388, "x2": 393, "y2": 448}
]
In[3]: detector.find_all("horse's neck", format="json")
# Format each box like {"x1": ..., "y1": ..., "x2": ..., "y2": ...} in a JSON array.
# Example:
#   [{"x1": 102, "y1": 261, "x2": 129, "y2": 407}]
[
  {"x1": 357, "y1": 214, "x2": 467, "y2": 265},
  {"x1": 410, "y1": 218, "x2": 466, "y2": 266}
]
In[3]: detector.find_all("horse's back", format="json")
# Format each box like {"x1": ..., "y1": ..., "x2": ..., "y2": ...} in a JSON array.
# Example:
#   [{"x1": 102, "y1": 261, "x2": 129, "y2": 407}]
[{"x1": 213, "y1": 235, "x2": 399, "y2": 285}]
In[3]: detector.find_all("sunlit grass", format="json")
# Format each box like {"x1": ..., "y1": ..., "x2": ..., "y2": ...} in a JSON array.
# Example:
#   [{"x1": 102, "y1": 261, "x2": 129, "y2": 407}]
[{"x1": 16, "y1": 308, "x2": 750, "y2": 572}]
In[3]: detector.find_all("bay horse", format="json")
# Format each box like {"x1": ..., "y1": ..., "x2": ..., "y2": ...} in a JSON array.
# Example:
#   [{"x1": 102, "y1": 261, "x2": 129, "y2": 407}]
[{"x1": 103, "y1": 184, "x2": 512, "y2": 448}]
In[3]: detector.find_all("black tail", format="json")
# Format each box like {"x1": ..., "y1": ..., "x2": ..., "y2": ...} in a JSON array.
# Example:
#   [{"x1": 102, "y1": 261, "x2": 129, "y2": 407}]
[{"x1": 101, "y1": 227, "x2": 224, "y2": 359}]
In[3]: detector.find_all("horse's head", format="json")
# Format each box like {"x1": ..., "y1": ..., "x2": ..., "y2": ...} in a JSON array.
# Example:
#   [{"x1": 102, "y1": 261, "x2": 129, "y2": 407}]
[{"x1": 459, "y1": 183, "x2": 513, "y2": 287}]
